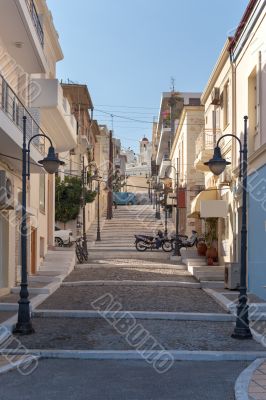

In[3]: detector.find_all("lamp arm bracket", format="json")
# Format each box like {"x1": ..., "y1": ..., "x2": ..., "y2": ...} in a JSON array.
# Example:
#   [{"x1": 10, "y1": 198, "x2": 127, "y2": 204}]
[
  {"x1": 217, "y1": 134, "x2": 242, "y2": 152},
  {"x1": 27, "y1": 133, "x2": 53, "y2": 152}
]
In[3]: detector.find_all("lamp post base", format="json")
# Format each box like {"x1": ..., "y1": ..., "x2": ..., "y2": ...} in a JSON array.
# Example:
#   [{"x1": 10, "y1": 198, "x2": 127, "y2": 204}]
[
  {"x1": 231, "y1": 302, "x2": 252, "y2": 339},
  {"x1": 96, "y1": 231, "x2": 101, "y2": 241},
  {"x1": 155, "y1": 212, "x2": 161, "y2": 219},
  {"x1": 14, "y1": 322, "x2": 35, "y2": 335},
  {"x1": 231, "y1": 328, "x2": 252, "y2": 339},
  {"x1": 13, "y1": 301, "x2": 34, "y2": 335}
]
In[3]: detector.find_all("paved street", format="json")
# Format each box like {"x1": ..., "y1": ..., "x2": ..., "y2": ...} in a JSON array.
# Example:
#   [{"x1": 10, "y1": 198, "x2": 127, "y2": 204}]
[
  {"x1": 0, "y1": 359, "x2": 249, "y2": 400},
  {"x1": 1, "y1": 206, "x2": 264, "y2": 399}
]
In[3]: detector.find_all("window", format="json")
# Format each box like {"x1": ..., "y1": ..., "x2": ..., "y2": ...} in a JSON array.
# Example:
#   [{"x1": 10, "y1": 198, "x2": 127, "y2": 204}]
[
  {"x1": 189, "y1": 98, "x2": 201, "y2": 106},
  {"x1": 223, "y1": 82, "x2": 229, "y2": 129},
  {"x1": 39, "y1": 174, "x2": 45, "y2": 212}
]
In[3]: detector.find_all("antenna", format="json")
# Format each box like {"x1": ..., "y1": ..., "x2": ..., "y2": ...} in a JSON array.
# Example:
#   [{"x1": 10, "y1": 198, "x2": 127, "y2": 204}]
[
  {"x1": 111, "y1": 114, "x2": 114, "y2": 132},
  {"x1": 170, "y1": 77, "x2": 175, "y2": 92}
]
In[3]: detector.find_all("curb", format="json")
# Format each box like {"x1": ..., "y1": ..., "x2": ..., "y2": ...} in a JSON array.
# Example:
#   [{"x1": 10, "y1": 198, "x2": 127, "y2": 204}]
[
  {"x1": 235, "y1": 358, "x2": 265, "y2": 400},
  {"x1": 61, "y1": 280, "x2": 201, "y2": 288},
  {"x1": 2, "y1": 349, "x2": 266, "y2": 362},
  {"x1": 32, "y1": 309, "x2": 236, "y2": 321}
]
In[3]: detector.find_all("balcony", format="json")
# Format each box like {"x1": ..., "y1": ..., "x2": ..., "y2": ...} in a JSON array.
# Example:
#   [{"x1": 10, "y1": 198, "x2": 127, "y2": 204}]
[
  {"x1": 155, "y1": 126, "x2": 171, "y2": 166},
  {"x1": 25, "y1": 0, "x2": 44, "y2": 47},
  {"x1": 158, "y1": 155, "x2": 171, "y2": 178},
  {"x1": 0, "y1": 74, "x2": 48, "y2": 172},
  {"x1": 0, "y1": 0, "x2": 47, "y2": 73},
  {"x1": 194, "y1": 129, "x2": 221, "y2": 172},
  {"x1": 30, "y1": 79, "x2": 77, "y2": 152}
]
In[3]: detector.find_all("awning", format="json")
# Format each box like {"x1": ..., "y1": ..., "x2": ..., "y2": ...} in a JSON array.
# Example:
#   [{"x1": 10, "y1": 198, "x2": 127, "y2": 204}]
[
  {"x1": 188, "y1": 189, "x2": 218, "y2": 218},
  {"x1": 188, "y1": 189, "x2": 227, "y2": 218}
]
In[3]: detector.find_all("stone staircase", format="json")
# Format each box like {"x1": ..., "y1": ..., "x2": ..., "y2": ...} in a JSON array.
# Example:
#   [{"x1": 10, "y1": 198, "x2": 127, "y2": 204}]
[{"x1": 180, "y1": 248, "x2": 225, "y2": 289}]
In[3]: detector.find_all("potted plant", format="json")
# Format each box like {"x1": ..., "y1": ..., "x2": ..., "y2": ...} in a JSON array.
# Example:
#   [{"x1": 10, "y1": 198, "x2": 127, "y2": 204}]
[
  {"x1": 205, "y1": 218, "x2": 218, "y2": 265},
  {"x1": 197, "y1": 239, "x2": 207, "y2": 256}
]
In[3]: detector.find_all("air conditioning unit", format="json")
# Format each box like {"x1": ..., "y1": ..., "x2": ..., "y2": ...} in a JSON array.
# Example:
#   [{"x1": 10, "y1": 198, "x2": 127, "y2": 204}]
[
  {"x1": 224, "y1": 262, "x2": 240, "y2": 289},
  {"x1": 211, "y1": 87, "x2": 220, "y2": 105},
  {"x1": 0, "y1": 170, "x2": 14, "y2": 209}
]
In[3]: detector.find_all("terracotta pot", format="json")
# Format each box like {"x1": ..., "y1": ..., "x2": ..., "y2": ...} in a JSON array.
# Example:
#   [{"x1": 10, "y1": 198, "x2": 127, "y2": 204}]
[
  {"x1": 206, "y1": 246, "x2": 218, "y2": 259},
  {"x1": 197, "y1": 241, "x2": 207, "y2": 256},
  {"x1": 207, "y1": 257, "x2": 214, "y2": 266}
]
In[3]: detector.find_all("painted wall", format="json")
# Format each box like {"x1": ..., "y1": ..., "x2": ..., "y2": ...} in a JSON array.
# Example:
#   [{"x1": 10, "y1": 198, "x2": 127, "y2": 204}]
[{"x1": 248, "y1": 164, "x2": 266, "y2": 299}]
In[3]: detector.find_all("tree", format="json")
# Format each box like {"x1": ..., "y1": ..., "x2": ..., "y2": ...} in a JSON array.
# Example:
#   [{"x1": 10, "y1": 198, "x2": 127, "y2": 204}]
[{"x1": 55, "y1": 176, "x2": 96, "y2": 224}]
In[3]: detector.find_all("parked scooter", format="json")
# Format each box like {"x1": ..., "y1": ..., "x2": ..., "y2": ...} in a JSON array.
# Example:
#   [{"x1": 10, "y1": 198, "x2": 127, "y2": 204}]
[
  {"x1": 170, "y1": 230, "x2": 198, "y2": 255},
  {"x1": 134, "y1": 230, "x2": 172, "y2": 252}
]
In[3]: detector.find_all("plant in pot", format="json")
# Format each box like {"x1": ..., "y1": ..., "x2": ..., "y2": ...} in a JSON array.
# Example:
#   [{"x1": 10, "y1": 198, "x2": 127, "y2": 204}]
[
  {"x1": 197, "y1": 238, "x2": 207, "y2": 256},
  {"x1": 205, "y1": 218, "x2": 218, "y2": 266}
]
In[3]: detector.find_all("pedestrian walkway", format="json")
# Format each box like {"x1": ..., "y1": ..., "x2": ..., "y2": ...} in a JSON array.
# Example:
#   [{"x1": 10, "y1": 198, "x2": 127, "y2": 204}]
[
  {"x1": 1, "y1": 205, "x2": 265, "y2": 400},
  {"x1": 249, "y1": 361, "x2": 266, "y2": 399}
]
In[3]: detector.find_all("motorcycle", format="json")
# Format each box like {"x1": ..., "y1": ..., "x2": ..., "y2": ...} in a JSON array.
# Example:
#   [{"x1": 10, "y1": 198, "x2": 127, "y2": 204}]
[{"x1": 134, "y1": 230, "x2": 172, "y2": 252}]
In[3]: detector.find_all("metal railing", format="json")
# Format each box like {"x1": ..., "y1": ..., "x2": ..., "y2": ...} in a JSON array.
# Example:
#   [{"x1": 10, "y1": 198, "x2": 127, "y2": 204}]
[
  {"x1": 0, "y1": 74, "x2": 45, "y2": 154},
  {"x1": 25, "y1": 0, "x2": 44, "y2": 47},
  {"x1": 195, "y1": 129, "x2": 222, "y2": 155}
]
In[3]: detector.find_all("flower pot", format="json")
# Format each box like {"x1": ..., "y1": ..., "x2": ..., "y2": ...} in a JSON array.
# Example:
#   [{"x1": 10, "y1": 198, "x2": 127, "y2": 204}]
[
  {"x1": 206, "y1": 246, "x2": 218, "y2": 264},
  {"x1": 207, "y1": 257, "x2": 214, "y2": 266},
  {"x1": 197, "y1": 241, "x2": 207, "y2": 256}
]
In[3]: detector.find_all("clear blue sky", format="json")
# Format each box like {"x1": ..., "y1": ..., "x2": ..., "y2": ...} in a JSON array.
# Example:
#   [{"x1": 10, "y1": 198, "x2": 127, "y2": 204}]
[{"x1": 47, "y1": 0, "x2": 249, "y2": 152}]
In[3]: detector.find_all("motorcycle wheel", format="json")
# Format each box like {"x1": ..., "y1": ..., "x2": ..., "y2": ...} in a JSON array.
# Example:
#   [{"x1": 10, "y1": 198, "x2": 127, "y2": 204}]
[
  {"x1": 136, "y1": 240, "x2": 147, "y2": 251},
  {"x1": 162, "y1": 240, "x2": 173, "y2": 252}
]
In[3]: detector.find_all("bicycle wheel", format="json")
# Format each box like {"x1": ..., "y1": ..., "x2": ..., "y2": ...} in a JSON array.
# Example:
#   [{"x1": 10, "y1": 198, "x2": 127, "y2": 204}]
[{"x1": 76, "y1": 243, "x2": 84, "y2": 264}]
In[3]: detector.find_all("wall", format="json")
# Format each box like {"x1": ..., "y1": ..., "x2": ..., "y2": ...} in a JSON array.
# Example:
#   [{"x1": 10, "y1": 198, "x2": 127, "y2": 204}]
[{"x1": 247, "y1": 165, "x2": 266, "y2": 299}]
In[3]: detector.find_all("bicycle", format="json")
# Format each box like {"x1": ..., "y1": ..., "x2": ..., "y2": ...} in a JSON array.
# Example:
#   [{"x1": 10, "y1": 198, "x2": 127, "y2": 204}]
[{"x1": 75, "y1": 237, "x2": 88, "y2": 264}]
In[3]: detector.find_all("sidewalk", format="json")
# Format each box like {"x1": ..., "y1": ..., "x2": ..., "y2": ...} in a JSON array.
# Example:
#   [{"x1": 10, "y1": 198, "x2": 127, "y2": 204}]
[
  {"x1": 0, "y1": 248, "x2": 75, "y2": 331},
  {"x1": 249, "y1": 361, "x2": 266, "y2": 399}
]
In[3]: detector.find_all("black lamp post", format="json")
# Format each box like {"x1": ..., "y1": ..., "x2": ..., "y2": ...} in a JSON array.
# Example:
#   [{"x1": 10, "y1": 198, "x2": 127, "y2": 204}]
[
  {"x1": 81, "y1": 156, "x2": 90, "y2": 258},
  {"x1": 164, "y1": 191, "x2": 168, "y2": 235},
  {"x1": 92, "y1": 170, "x2": 102, "y2": 242},
  {"x1": 154, "y1": 184, "x2": 162, "y2": 219},
  {"x1": 204, "y1": 116, "x2": 252, "y2": 339},
  {"x1": 14, "y1": 116, "x2": 63, "y2": 335},
  {"x1": 163, "y1": 159, "x2": 179, "y2": 256}
]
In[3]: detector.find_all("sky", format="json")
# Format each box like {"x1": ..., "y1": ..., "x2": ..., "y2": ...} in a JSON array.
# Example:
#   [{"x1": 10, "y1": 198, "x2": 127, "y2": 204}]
[{"x1": 47, "y1": 0, "x2": 249, "y2": 153}]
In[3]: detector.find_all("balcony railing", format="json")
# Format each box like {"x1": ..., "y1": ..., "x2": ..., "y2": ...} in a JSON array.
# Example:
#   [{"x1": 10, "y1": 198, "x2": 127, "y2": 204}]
[
  {"x1": 195, "y1": 129, "x2": 222, "y2": 155},
  {"x1": 25, "y1": 0, "x2": 44, "y2": 47},
  {"x1": 0, "y1": 74, "x2": 45, "y2": 154}
]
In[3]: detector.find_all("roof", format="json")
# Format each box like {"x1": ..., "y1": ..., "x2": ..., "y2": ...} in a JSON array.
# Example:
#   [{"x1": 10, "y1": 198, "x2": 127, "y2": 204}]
[
  {"x1": 228, "y1": 0, "x2": 259, "y2": 52},
  {"x1": 61, "y1": 83, "x2": 93, "y2": 110}
]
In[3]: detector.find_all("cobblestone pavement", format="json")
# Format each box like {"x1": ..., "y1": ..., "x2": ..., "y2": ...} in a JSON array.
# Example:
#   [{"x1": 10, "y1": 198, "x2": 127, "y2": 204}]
[
  {"x1": 13, "y1": 317, "x2": 265, "y2": 351},
  {"x1": 64, "y1": 266, "x2": 196, "y2": 282},
  {"x1": 1, "y1": 205, "x2": 261, "y2": 400},
  {"x1": 0, "y1": 359, "x2": 249, "y2": 400},
  {"x1": 0, "y1": 312, "x2": 15, "y2": 324},
  {"x1": 37, "y1": 285, "x2": 226, "y2": 313}
]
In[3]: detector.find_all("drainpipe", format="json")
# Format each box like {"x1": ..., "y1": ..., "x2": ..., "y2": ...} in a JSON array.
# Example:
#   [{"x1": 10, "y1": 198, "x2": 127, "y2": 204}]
[
  {"x1": 258, "y1": 50, "x2": 262, "y2": 146},
  {"x1": 230, "y1": 49, "x2": 237, "y2": 262}
]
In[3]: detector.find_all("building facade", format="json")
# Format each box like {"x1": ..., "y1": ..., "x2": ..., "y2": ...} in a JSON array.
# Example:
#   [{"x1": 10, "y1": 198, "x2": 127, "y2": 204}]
[{"x1": 0, "y1": 0, "x2": 76, "y2": 293}]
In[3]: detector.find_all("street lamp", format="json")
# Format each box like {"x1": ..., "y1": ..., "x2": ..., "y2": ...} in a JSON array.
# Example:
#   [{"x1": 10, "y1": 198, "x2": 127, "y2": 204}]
[
  {"x1": 154, "y1": 183, "x2": 162, "y2": 219},
  {"x1": 14, "y1": 116, "x2": 63, "y2": 335},
  {"x1": 163, "y1": 159, "x2": 179, "y2": 256},
  {"x1": 164, "y1": 190, "x2": 168, "y2": 235},
  {"x1": 81, "y1": 159, "x2": 97, "y2": 256},
  {"x1": 204, "y1": 116, "x2": 252, "y2": 340},
  {"x1": 91, "y1": 170, "x2": 102, "y2": 242}
]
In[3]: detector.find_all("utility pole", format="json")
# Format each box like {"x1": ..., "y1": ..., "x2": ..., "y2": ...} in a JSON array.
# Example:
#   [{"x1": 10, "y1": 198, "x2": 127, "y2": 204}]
[{"x1": 106, "y1": 130, "x2": 113, "y2": 219}]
